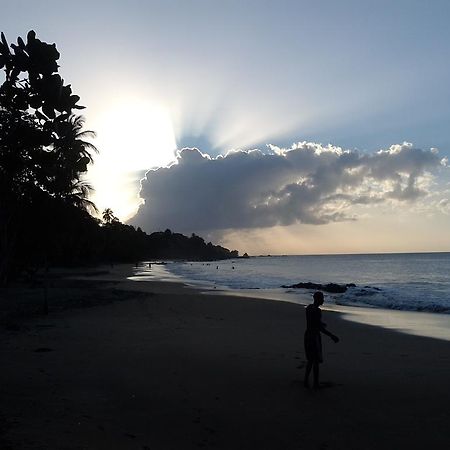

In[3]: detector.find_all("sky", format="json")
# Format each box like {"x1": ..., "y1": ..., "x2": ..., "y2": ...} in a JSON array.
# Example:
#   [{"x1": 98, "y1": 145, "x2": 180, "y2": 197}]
[{"x1": 3, "y1": 0, "x2": 450, "y2": 254}]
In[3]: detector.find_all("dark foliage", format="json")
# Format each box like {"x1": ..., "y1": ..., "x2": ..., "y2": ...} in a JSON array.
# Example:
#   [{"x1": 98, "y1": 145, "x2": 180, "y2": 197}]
[
  {"x1": 0, "y1": 30, "x2": 98, "y2": 284},
  {"x1": 145, "y1": 230, "x2": 238, "y2": 260},
  {"x1": 7, "y1": 199, "x2": 238, "y2": 279},
  {"x1": 100, "y1": 225, "x2": 239, "y2": 263}
]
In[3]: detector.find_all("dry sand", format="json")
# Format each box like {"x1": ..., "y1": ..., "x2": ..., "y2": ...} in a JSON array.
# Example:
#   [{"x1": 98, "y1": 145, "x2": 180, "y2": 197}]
[{"x1": 1, "y1": 265, "x2": 449, "y2": 449}]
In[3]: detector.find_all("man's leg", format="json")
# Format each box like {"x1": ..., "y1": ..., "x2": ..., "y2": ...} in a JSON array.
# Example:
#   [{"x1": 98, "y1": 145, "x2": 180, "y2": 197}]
[
  {"x1": 304, "y1": 361, "x2": 313, "y2": 387},
  {"x1": 313, "y1": 361, "x2": 320, "y2": 388}
]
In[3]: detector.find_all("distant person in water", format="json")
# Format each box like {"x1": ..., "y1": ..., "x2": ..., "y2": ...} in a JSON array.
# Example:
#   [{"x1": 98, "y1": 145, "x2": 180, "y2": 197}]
[{"x1": 304, "y1": 291, "x2": 339, "y2": 389}]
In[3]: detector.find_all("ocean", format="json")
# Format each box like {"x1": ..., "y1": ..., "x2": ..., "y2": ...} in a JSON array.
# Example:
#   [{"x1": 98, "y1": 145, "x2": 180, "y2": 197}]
[{"x1": 132, "y1": 253, "x2": 450, "y2": 340}]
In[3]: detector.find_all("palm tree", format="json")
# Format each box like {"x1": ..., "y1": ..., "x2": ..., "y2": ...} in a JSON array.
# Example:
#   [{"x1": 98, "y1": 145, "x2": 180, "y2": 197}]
[
  {"x1": 102, "y1": 208, "x2": 118, "y2": 225},
  {"x1": 68, "y1": 181, "x2": 98, "y2": 213},
  {"x1": 63, "y1": 115, "x2": 98, "y2": 162},
  {"x1": 52, "y1": 115, "x2": 98, "y2": 200}
]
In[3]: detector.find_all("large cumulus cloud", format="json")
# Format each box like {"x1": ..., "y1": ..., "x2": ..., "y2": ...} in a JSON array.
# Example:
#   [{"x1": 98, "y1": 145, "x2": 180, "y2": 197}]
[{"x1": 132, "y1": 142, "x2": 445, "y2": 233}]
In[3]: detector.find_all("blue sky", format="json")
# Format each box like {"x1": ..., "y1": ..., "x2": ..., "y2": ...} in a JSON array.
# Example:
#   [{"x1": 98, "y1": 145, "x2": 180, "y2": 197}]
[
  {"x1": 4, "y1": 0, "x2": 450, "y2": 152},
  {"x1": 3, "y1": 0, "x2": 450, "y2": 253}
]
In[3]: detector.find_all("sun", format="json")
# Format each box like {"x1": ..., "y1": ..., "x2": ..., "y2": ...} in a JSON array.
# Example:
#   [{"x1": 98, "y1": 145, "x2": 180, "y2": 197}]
[
  {"x1": 96, "y1": 100, "x2": 177, "y2": 171},
  {"x1": 88, "y1": 99, "x2": 177, "y2": 221}
]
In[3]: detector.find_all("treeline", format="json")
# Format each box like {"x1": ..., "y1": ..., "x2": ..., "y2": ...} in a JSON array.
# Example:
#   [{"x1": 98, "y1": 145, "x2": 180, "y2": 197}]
[
  {"x1": 12, "y1": 199, "x2": 238, "y2": 279},
  {"x1": 102, "y1": 221, "x2": 238, "y2": 262},
  {"x1": 97, "y1": 209, "x2": 238, "y2": 263}
]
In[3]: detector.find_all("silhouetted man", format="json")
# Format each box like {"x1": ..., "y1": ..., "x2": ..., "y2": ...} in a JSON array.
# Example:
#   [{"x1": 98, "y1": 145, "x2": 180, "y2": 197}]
[{"x1": 304, "y1": 291, "x2": 339, "y2": 389}]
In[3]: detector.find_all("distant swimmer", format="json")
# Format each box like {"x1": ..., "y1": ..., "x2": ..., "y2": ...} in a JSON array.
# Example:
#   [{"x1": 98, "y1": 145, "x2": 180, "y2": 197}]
[{"x1": 303, "y1": 291, "x2": 339, "y2": 389}]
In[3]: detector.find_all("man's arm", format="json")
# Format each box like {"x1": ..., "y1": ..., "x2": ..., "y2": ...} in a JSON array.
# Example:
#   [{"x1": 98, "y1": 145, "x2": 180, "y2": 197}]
[{"x1": 319, "y1": 322, "x2": 339, "y2": 342}]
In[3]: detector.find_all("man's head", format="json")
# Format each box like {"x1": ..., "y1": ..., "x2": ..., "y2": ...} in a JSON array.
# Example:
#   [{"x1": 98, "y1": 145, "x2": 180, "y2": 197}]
[{"x1": 313, "y1": 291, "x2": 324, "y2": 306}]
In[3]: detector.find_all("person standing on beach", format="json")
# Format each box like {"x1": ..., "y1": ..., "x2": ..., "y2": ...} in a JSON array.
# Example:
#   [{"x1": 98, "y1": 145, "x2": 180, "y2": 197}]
[{"x1": 304, "y1": 291, "x2": 339, "y2": 389}]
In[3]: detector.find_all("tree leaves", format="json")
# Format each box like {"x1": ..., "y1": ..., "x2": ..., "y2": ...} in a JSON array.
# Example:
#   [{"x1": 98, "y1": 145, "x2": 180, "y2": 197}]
[
  {"x1": 1, "y1": 30, "x2": 99, "y2": 284},
  {"x1": 27, "y1": 30, "x2": 36, "y2": 44},
  {"x1": 76, "y1": 156, "x2": 90, "y2": 172},
  {"x1": 0, "y1": 30, "x2": 74, "y2": 117},
  {"x1": 17, "y1": 36, "x2": 26, "y2": 49},
  {"x1": 0, "y1": 32, "x2": 10, "y2": 55},
  {"x1": 1, "y1": 30, "x2": 97, "y2": 202}
]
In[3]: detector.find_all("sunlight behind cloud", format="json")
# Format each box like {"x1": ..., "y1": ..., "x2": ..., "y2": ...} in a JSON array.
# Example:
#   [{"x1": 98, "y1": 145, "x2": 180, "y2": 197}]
[
  {"x1": 96, "y1": 100, "x2": 176, "y2": 171},
  {"x1": 87, "y1": 99, "x2": 177, "y2": 221}
]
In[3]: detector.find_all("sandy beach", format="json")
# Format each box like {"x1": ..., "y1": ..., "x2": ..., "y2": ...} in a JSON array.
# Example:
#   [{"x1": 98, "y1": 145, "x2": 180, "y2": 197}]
[{"x1": 1, "y1": 266, "x2": 449, "y2": 449}]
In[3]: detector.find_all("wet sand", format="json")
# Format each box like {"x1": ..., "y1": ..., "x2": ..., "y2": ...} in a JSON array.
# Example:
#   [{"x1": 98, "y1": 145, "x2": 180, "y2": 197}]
[{"x1": 1, "y1": 266, "x2": 449, "y2": 449}]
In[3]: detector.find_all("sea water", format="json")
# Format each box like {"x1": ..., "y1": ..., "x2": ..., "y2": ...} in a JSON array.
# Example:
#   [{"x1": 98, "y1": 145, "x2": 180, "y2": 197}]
[
  {"x1": 132, "y1": 253, "x2": 450, "y2": 340},
  {"x1": 165, "y1": 253, "x2": 450, "y2": 312}
]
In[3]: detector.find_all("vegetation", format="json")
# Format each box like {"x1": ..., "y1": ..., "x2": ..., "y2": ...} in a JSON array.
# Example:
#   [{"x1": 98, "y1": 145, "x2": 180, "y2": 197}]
[
  {"x1": 100, "y1": 220, "x2": 238, "y2": 263},
  {"x1": 0, "y1": 31, "x2": 238, "y2": 284}
]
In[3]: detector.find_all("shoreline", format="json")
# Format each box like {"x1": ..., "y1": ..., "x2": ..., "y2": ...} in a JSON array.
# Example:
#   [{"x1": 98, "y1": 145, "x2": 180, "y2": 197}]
[
  {"x1": 131, "y1": 263, "x2": 450, "y2": 342},
  {"x1": 1, "y1": 266, "x2": 449, "y2": 449},
  {"x1": 214, "y1": 286, "x2": 450, "y2": 342}
]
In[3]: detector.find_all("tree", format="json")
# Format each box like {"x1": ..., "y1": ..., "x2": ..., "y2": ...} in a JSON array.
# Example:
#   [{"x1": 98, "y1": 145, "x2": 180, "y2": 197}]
[
  {"x1": 102, "y1": 208, "x2": 118, "y2": 225},
  {"x1": 0, "y1": 30, "x2": 96, "y2": 283},
  {"x1": 51, "y1": 115, "x2": 98, "y2": 202}
]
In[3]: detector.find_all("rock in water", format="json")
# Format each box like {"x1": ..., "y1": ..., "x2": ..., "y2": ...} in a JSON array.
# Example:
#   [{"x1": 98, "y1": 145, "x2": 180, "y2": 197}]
[{"x1": 281, "y1": 281, "x2": 356, "y2": 293}]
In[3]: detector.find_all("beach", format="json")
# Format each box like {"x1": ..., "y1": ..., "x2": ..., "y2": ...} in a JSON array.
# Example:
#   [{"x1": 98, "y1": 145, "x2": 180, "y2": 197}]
[{"x1": 1, "y1": 266, "x2": 449, "y2": 449}]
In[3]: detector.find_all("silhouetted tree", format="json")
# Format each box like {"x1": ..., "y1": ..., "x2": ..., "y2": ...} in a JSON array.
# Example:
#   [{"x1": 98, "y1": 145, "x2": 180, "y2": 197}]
[
  {"x1": 51, "y1": 114, "x2": 98, "y2": 203},
  {"x1": 102, "y1": 208, "x2": 118, "y2": 225},
  {"x1": 0, "y1": 30, "x2": 96, "y2": 283}
]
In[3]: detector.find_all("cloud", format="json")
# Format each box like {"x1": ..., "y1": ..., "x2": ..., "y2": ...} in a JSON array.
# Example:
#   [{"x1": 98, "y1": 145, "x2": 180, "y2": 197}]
[
  {"x1": 132, "y1": 142, "x2": 444, "y2": 233},
  {"x1": 438, "y1": 198, "x2": 450, "y2": 214}
]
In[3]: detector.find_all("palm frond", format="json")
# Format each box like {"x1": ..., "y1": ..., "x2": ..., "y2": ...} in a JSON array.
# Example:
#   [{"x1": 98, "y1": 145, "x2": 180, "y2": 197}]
[
  {"x1": 77, "y1": 139, "x2": 98, "y2": 154},
  {"x1": 76, "y1": 129, "x2": 96, "y2": 139},
  {"x1": 68, "y1": 180, "x2": 98, "y2": 213}
]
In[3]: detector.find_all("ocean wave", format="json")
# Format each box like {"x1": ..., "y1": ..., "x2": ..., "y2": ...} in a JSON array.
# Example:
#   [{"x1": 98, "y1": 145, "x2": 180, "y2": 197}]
[
  {"x1": 166, "y1": 257, "x2": 450, "y2": 314},
  {"x1": 335, "y1": 286, "x2": 450, "y2": 313}
]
